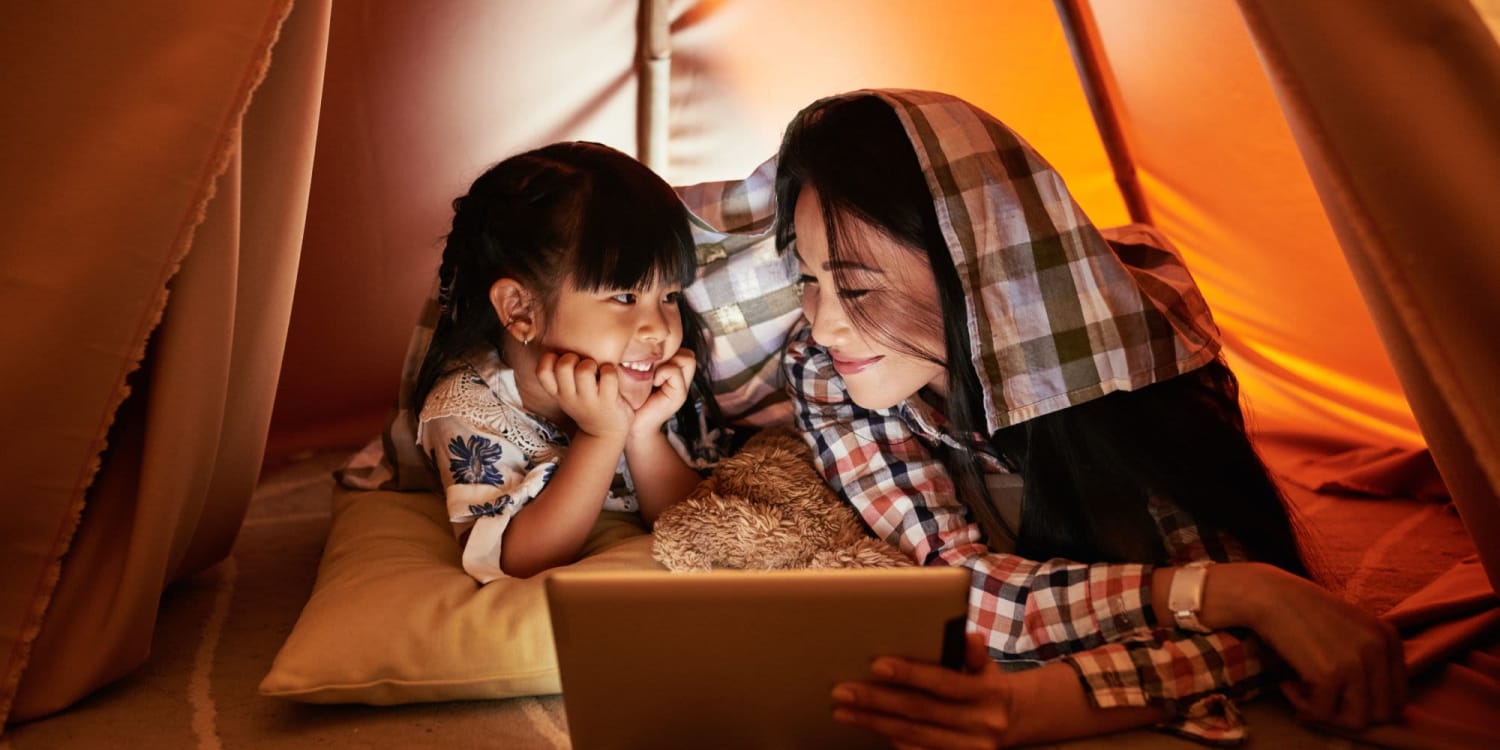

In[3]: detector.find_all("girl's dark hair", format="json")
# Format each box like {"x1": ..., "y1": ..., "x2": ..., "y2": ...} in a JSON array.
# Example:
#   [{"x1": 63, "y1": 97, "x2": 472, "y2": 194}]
[
  {"x1": 413, "y1": 141, "x2": 720, "y2": 446},
  {"x1": 774, "y1": 95, "x2": 1307, "y2": 575}
]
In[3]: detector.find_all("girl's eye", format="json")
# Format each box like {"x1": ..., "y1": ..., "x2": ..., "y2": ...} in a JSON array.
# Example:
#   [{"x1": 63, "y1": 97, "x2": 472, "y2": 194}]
[
  {"x1": 837, "y1": 289, "x2": 873, "y2": 300},
  {"x1": 611, "y1": 293, "x2": 637, "y2": 304},
  {"x1": 796, "y1": 273, "x2": 818, "y2": 286},
  {"x1": 663, "y1": 291, "x2": 681, "y2": 304}
]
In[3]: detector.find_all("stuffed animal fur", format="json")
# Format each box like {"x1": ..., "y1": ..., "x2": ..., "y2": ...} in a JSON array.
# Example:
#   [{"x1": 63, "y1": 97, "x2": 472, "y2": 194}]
[{"x1": 652, "y1": 428, "x2": 912, "y2": 570}]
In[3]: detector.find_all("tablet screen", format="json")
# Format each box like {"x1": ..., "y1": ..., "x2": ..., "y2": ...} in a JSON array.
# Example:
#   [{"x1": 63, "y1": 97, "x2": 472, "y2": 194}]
[{"x1": 547, "y1": 567, "x2": 970, "y2": 750}]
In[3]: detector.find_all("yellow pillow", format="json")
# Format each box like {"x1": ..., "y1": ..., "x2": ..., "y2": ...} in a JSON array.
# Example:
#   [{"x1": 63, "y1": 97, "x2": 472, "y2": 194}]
[{"x1": 259, "y1": 489, "x2": 660, "y2": 704}]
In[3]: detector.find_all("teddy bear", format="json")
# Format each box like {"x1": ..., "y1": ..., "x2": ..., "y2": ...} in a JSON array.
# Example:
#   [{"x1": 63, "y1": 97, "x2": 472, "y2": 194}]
[{"x1": 651, "y1": 427, "x2": 912, "y2": 570}]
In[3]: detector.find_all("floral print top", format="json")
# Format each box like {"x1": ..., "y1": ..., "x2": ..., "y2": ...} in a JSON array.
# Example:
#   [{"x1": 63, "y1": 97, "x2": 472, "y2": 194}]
[{"x1": 417, "y1": 348, "x2": 718, "y2": 583}]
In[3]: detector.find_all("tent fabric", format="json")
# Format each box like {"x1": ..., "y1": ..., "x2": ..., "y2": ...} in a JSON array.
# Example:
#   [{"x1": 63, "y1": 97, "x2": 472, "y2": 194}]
[
  {"x1": 1235, "y1": 0, "x2": 1500, "y2": 592},
  {"x1": 268, "y1": 0, "x2": 1429, "y2": 466},
  {"x1": 1, "y1": 0, "x2": 1497, "y2": 736},
  {"x1": 0, "y1": 0, "x2": 330, "y2": 725}
]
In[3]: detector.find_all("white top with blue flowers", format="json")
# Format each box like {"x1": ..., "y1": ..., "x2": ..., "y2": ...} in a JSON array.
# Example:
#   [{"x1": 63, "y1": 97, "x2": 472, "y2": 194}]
[{"x1": 416, "y1": 349, "x2": 715, "y2": 584}]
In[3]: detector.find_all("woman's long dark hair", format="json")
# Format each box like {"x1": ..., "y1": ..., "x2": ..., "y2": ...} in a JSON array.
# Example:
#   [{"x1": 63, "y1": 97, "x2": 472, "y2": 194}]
[
  {"x1": 413, "y1": 141, "x2": 721, "y2": 447},
  {"x1": 775, "y1": 95, "x2": 1306, "y2": 575}
]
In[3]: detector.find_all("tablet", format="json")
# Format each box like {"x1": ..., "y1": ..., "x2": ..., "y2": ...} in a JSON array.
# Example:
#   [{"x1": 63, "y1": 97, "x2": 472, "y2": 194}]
[{"x1": 546, "y1": 566, "x2": 970, "y2": 750}]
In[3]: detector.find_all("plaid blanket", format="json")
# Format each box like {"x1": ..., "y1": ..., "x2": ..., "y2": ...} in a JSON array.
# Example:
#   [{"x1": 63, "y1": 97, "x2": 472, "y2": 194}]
[{"x1": 870, "y1": 88, "x2": 1222, "y2": 431}]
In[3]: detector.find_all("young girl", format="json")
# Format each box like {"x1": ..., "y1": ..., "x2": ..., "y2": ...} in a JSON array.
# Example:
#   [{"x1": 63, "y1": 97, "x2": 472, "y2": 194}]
[
  {"x1": 775, "y1": 91, "x2": 1404, "y2": 745},
  {"x1": 412, "y1": 142, "x2": 723, "y2": 582}
]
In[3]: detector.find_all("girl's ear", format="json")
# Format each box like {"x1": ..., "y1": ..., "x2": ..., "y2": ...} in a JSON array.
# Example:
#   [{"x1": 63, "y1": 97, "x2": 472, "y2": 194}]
[{"x1": 489, "y1": 279, "x2": 536, "y2": 343}]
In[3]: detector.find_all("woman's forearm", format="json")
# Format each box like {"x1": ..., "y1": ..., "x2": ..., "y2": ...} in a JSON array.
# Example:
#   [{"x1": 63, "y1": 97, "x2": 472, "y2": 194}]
[
  {"x1": 1003, "y1": 664, "x2": 1169, "y2": 746},
  {"x1": 1149, "y1": 562, "x2": 1271, "y2": 632}
]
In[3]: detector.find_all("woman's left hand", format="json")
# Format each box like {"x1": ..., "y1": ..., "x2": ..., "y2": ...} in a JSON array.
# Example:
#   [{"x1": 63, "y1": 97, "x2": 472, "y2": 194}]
[
  {"x1": 628, "y1": 348, "x2": 696, "y2": 438},
  {"x1": 831, "y1": 632, "x2": 1015, "y2": 750}
]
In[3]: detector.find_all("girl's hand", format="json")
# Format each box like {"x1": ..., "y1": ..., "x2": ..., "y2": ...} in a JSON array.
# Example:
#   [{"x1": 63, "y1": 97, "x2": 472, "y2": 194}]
[
  {"x1": 536, "y1": 351, "x2": 633, "y2": 440},
  {"x1": 831, "y1": 632, "x2": 1014, "y2": 750},
  {"x1": 1211, "y1": 563, "x2": 1406, "y2": 729},
  {"x1": 628, "y1": 348, "x2": 697, "y2": 440}
]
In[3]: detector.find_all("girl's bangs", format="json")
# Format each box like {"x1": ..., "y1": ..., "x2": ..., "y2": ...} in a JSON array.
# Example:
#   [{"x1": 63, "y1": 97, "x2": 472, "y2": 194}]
[{"x1": 568, "y1": 178, "x2": 695, "y2": 293}]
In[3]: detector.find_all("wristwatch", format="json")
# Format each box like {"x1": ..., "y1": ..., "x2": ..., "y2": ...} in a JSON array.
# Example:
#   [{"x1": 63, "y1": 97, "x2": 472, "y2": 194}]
[{"x1": 1167, "y1": 559, "x2": 1214, "y2": 633}]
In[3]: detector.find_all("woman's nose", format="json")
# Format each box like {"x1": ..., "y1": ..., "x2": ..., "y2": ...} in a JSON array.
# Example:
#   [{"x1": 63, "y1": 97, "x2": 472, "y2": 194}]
[{"x1": 807, "y1": 291, "x2": 851, "y2": 349}]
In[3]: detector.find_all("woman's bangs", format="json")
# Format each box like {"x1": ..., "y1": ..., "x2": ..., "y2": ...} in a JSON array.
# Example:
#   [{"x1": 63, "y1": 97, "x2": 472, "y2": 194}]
[{"x1": 822, "y1": 195, "x2": 947, "y2": 367}]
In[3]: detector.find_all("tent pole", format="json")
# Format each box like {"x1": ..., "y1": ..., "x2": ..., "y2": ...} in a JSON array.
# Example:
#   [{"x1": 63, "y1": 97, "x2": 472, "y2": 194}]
[
  {"x1": 638, "y1": 0, "x2": 670, "y2": 174},
  {"x1": 1053, "y1": 0, "x2": 1153, "y2": 226}
]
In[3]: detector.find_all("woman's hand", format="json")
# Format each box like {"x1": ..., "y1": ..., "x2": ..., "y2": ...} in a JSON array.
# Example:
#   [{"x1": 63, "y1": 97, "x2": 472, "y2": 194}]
[
  {"x1": 830, "y1": 632, "x2": 1014, "y2": 750},
  {"x1": 1204, "y1": 562, "x2": 1406, "y2": 729},
  {"x1": 536, "y1": 351, "x2": 632, "y2": 440},
  {"x1": 628, "y1": 348, "x2": 696, "y2": 439}
]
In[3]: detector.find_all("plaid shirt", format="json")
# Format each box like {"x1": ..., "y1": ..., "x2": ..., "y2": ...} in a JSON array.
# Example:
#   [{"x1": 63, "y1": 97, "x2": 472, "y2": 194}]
[{"x1": 786, "y1": 327, "x2": 1264, "y2": 744}]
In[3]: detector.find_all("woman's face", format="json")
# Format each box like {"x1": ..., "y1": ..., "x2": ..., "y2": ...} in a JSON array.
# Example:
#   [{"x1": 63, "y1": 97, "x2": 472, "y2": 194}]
[{"x1": 794, "y1": 184, "x2": 947, "y2": 410}]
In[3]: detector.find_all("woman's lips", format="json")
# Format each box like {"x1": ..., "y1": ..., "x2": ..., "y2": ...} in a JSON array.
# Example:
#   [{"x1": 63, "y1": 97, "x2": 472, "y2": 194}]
[{"x1": 832, "y1": 354, "x2": 883, "y2": 376}]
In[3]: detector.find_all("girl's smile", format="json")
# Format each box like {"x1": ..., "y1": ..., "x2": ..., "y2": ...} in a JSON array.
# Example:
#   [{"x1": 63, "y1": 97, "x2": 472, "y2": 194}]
[{"x1": 618, "y1": 357, "x2": 662, "y2": 382}]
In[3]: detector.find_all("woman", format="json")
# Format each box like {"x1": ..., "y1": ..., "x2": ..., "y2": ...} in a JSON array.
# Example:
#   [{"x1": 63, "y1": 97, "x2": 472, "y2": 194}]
[{"x1": 776, "y1": 90, "x2": 1403, "y2": 747}]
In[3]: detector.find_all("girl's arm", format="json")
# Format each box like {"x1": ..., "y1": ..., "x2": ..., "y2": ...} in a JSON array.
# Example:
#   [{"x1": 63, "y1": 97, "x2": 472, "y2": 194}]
[
  {"x1": 418, "y1": 371, "x2": 623, "y2": 581},
  {"x1": 624, "y1": 428, "x2": 702, "y2": 525},
  {"x1": 499, "y1": 430, "x2": 626, "y2": 578},
  {"x1": 497, "y1": 351, "x2": 637, "y2": 579},
  {"x1": 623, "y1": 347, "x2": 704, "y2": 524}
]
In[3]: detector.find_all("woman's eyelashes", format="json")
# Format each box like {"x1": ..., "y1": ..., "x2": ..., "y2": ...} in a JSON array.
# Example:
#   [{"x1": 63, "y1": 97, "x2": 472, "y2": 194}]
[{"x1": 798, "y1": 273, "x2": 874, "y2": 300}]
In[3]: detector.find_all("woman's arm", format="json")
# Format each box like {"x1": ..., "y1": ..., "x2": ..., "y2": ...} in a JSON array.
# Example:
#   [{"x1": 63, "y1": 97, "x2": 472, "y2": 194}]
[
  {"x1": 1167, "y1": 562, "x2": 1406, "y2": 728},
  {"x1": 832, "y1": 632, "x2": 1169, "y2": 749},
  {"x1": 787, "y1": 330, "x2": 1404, "y2": 728},
  {"x1": 787, "y1": 332, "x2": 1161, "y2": 660}
]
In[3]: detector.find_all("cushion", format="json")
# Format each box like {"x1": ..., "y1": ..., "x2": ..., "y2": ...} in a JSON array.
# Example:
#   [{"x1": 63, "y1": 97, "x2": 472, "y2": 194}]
[{"x1": 259, "y1": 489, "x2": 658, "y2": 704}]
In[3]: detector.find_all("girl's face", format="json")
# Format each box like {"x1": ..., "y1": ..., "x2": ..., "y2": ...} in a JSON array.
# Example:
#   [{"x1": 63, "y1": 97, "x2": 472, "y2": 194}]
[
  {"x1": 794, "y1": 185, "x2": 947, "y2": 410},
  {"x1": 538, "y1": 276, "x2": 686, "y2": 410}
]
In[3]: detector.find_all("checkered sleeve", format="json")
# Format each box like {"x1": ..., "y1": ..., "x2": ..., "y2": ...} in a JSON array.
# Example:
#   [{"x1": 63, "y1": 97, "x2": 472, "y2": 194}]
[
  {"x1": 1064, "y1": 629, "x2": 1265, "y2": 745},
  {"x1": 784, "y1": 329, "x2": 1154, "y2": 660},
  {"x1": 784, "y1": 328, "x2": 1267, "y2": 734}
]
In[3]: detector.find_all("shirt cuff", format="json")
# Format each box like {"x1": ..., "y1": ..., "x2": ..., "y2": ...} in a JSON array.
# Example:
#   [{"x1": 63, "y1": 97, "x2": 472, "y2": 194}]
[
  {"x1": 1061, "y1": 643, "x2": 1152, "y2": 709},
  {"x1": 1062, "y1": 652, "x2": 1250, "y2": 746}
]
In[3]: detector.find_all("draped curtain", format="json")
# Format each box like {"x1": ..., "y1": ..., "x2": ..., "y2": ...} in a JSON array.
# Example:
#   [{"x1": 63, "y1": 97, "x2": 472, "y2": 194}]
[{"x1": 0, "y1": 0, "x2": 330, "y2": 725}]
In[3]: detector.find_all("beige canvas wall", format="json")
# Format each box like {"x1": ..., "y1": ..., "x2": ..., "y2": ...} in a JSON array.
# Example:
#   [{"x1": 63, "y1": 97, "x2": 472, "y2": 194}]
[{"x1": 267, "y1": 0, "x2": 1421, "y2": 463}]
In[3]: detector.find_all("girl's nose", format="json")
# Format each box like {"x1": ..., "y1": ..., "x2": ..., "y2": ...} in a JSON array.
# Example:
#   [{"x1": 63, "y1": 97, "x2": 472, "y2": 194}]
[{"x1": 638, "y1": 303, "x2": 668, "y2": 342}]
